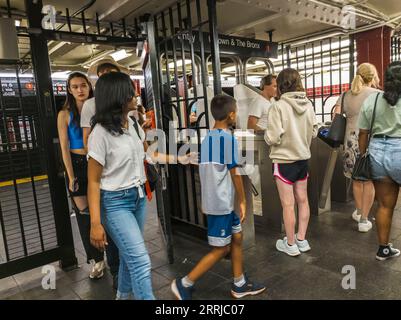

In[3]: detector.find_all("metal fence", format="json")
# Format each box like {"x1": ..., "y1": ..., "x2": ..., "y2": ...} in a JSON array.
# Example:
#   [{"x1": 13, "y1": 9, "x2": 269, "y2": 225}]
[
  {"x1": 391, "y1": 35, "x2": 401, "y2": 62},
  {"x1": 272, "y1": 36, "x2": 356, "y2": 123},
  {"x1": 0, "y1": 62, "x2": 72, "y2": 276},
  {"x1": 151, "y1": 0, "x2": 221, "y2": 238}
]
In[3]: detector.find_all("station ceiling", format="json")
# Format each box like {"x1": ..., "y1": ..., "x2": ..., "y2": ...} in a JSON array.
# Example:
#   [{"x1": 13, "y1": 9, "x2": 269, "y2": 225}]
[{"x1": 1, "y1": 0, "x2": 401, "y2": 74}]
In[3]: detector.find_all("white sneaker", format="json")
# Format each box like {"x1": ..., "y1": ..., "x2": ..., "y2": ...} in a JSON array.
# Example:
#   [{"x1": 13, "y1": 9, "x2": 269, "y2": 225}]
[
  {"x1": 89, "y1": 261, "x2": 105, "y2": 279},
  {"x1": 358, "y1": 220, "x2": 372, "y2": 233},
  {"x1": 352, "y1": 210, "x2": 361, "y2": 222},
  {"x1": 276, "y1": 237, "x2": 301, "y2": 256},
  {"x1": 295, "y1": 234, "x2": 311, "y2": 252}
]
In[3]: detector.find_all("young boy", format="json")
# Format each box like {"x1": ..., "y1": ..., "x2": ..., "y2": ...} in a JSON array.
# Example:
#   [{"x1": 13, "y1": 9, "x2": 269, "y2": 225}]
[{"x1": 171, "y1": 94, "x2": 266, "y2": 300}]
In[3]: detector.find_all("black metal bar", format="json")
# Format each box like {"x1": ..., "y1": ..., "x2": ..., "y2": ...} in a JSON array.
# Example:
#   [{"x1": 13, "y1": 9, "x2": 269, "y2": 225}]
[
  {"x1": 135, "y1": 18, "x2": 139, "y2": 39},
  {"x1": 0, "y1": 78, "x2": 28, "y2": 258},
  {"x1": 6, "y1": 0, "x2": 11, "y2": 17},
  {"x1": 146, "y1": 18, "x2": 175, "y2": 263},
  {"x1": 161, "y1": 12, "x2": 173, "y2": 108},
  {"x1": 286, "y1": 45, "x2": 291, "y2": 68},
  {"x1": 122, "y1": 18, "x2": 127, "y2": 38},
  {"x1": 177, "y1": 2, "x2": 192, "y2": 223},
  {"x1": 339, "y1": 36, "x2": 343, "y2": 94},
  {"x1": 186, "y1": 0, "x2": 198, "y2": 99},
  {"x1": 66, "y1": 8, "x2": 72, "y2": 32},
  {"x1": 397, "y1": 37, "x2": 400, "y2": 61},
  {"x1": 349, "y1": 35, "x2": 355, "y2": 89},
  {"x1": 110, "y1": 22, "x2": 114, "y2": 37},
  {"x1": 0, "y1": 247, "x2": 65, "y2": 279},
  {"x1": 303, "y1": 45, "x2": 307, "y2": 93},
  {"x1": 171, "y1": 96, "x2": 205, "y2": 103},
  {"x1": 312, "y1": 42, "x2": 316, "y2": 109},
  {"x1": 177, "y1": 2, "x2": 190, "y2": 129},
  {"x1": 391, "y1": 37, "x2": 394, "y2": 61},
  {"x1": 295, "y1": 47, "x2": 299, "y2": 71},
  {"x1": 0, "y1": 202, "x2": 10, "y2": 261},
  {"x1": 207, "y1": 0, "x2": 222, "y2": 95},
  {"x1": 15, "y1": 66, "x2": 45, "y2": 252},
  {"x1": 0, "y1": 83, "x2": 10, "y2": 261},
  {"x1": 329, "y1": 39, "x2": 333, "y2": 97},
  {"x1": 196, "y1": 0, "x2": 210, "y2": 129},
  {"x1": 96, "y1": 13, "x2": 101, "y2": 35},
  {"x1": 25, "y1": 0, "x2": 78, "y2": 270},
  {"x1": 320, "y1": 40, "x2": 324, "y2": 123},
  {"x1": 81, "y1": 11, "x2": 87, "y2": 36},
  {"x1": 169, "y1": 7, "x2": 183, "y2": 128}
]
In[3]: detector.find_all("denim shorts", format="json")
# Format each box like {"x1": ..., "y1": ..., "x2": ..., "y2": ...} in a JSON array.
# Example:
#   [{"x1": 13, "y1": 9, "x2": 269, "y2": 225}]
[{"x1": 369, "y1": 137, "x2": 401, "y2": 184}]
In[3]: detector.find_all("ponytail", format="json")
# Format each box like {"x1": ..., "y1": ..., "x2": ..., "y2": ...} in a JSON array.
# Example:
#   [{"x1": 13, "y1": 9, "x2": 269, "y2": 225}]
[
  {"x1": 350, "y1": 74, "x2": 365, "y2": 95},
  {"x1": 351, "y1": 63, "x2": 379, "y2": 95}
]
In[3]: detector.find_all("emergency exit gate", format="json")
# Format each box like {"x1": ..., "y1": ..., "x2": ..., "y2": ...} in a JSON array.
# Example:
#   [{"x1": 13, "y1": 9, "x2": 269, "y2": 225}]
[{"x1": 150, "y1": 0, "x2": 222, "y2": 241}]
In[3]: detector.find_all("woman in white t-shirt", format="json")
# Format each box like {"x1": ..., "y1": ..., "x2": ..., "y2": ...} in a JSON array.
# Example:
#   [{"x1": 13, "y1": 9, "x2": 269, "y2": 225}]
[
  {"x1": 87, "y1": 72, "x2": 194, "y2": 300},
  {"x1": 87, "y1": 72, "x2": 155, "y2": 300}
]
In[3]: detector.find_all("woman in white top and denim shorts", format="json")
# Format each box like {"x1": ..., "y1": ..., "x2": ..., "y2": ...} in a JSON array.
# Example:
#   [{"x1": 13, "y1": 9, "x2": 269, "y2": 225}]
[{"x1": 87, "y1": 72, "x2": 154, "y2": 300}]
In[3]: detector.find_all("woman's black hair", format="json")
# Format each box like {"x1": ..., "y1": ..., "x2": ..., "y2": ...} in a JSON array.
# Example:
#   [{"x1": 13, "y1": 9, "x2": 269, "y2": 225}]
[
  {"x1": 63, "y1": 72, "x2": 93, "y2": 127},
  {"x1": 383, "y1": 61, "x2": 401, "y2": 106},
  {"x1": 92, "y1": 72, "x2": 135, "y2": 135}
]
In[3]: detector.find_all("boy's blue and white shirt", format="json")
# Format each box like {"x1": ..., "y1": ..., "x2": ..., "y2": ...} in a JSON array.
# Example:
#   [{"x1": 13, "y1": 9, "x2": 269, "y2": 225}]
[{"x1": 199, "y1": 129, "x2": 240, "y2": 216}]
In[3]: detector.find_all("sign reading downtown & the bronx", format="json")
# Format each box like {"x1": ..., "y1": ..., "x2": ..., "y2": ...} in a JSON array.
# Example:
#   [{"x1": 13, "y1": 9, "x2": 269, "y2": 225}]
[{"x1": 167, "y1": 32, "x2": 278, "y2": 59}]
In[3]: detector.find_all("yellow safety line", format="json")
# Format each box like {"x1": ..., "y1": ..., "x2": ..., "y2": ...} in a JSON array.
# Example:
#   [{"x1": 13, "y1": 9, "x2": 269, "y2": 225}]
[{"x1": 0, "y1": 175, "x2": 48, "y2": 188}]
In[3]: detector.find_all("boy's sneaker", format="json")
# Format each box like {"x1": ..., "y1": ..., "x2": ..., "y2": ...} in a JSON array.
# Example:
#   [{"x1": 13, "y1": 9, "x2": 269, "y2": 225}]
[
  {"x1": 295, "y1": 234, "x2": 311, "y2": 253},
  {"x1": 89, "y1": 261, "x2": 105, "y2": 279},
  {"x1": 358, "y1": 220, "x2": 372, "y2": 233},
  {"x1": 171, "y1": 278, "x2": 194, "y2": 300},
  {"x1": 276, "y1": 237, "x2": 301, "y2": 256},
  {"x1": 231, "y1": 276, "x2": 266, "y2": 299},
  {"x1": 376, "y1": 244, "x2": 401, "y2": 261},
  {"x1": 352, "y1": 210, "x2": 361, "y2": 222}
]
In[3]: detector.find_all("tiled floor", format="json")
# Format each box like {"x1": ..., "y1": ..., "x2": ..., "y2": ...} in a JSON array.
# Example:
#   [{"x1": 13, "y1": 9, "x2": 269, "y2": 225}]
[{"x1": 1, "y1": 196, "x2": 401, "y2": 300}]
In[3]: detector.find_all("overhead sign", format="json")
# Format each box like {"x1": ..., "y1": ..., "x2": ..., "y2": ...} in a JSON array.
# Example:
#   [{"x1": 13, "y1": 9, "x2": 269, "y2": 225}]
[{"x1": 168, "y1": 32, "x2": 278, "y2": 59}]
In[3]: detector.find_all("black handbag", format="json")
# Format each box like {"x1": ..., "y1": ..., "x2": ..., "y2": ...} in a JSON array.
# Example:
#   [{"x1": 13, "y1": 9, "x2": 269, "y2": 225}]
[
  {"x1": 351, "y1": 93, "x2": 380, "y2": 181},
  {"x1": 326, "y1": 92, "x2": 347, "y2": 147},
  {"x1": 144, "y1": 160, "x2": 159, "y2": 192},
  {"x1": 131, "y1": 116, "x2": 160, "y2": 192}
]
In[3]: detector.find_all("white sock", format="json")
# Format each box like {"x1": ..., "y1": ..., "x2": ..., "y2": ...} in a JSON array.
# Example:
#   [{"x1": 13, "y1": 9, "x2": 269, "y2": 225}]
[
  {"x1": 234, "y1": 274, "x2": 246, "y2": 287},
  {"x1": 181, "y1": 276, "x2": 194, "y2": 288},
  {"x1": 357, "y1": 208, "x2": 362, "y2": 216}
]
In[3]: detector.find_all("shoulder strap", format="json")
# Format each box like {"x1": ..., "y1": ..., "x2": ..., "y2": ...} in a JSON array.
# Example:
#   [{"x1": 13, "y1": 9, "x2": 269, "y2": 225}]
[
  {"x1": 367, "y1": 93, "x2": 381, "y2": 146},
  {"x1": 130, "y1": 115, "x2": 142, "y2": 140}
]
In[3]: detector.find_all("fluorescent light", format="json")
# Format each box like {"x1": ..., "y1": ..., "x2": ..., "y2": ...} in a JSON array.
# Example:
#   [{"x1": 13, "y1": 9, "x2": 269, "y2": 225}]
[
  {"x1": 110, "y1": 49, "x2": 132, "y2": 61},
  {"x1": 51, "y1": 71, "x2": 71, "y2": 79},
  {"x1": 0, "y1": 73, "x2": 34, "y2": 78},
  {"x1": 14, "y1": 20, "x2": 21, "y2": 27},
  {"x1": 167, "y1": 59, "x2": 192, "y2": 69},
  {"x1": 130, "y1": 75, "x2": 144, "y2": 80}
]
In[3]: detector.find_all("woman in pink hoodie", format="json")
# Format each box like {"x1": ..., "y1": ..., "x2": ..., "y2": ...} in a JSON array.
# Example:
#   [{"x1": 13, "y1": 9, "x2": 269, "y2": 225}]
[{"x1": 265, "y1": 68, "x2": 318, "y2": 257}]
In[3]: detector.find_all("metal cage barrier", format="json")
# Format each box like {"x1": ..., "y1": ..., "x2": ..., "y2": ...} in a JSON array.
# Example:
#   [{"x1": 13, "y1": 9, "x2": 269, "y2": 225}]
[
  {"x1": 391, "y1": 35, "x2": 401, "y2": 62},
  {"x1": 273, "y1": 36, "x2": 356, "y2": 124}
]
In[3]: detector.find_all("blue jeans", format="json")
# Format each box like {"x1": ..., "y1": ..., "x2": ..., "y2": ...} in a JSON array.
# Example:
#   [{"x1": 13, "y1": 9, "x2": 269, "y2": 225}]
[
  {"x1": 370, "y1": 137, "x2": 401, "y2": 185},
  {"x1": 100, "y1": 186, "x2": 155, "y2": 300}
]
